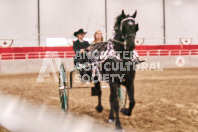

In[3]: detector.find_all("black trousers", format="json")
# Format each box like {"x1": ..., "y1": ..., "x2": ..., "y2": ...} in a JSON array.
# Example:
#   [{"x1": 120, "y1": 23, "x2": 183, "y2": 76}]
[{"x1": 73, "y1": 55, "x2": 92, "y2": 79}]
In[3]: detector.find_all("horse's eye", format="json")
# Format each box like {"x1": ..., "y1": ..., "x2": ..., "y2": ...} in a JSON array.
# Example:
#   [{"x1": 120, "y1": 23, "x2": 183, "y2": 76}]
[{"x1": 128, "y1": 21, "x2": 133, "y2": 26}]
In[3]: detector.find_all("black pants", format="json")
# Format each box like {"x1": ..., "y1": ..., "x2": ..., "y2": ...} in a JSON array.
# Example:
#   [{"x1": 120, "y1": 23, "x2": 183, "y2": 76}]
[{"x1": 74, "y1": 56, "x2": 92, "y2": 79}]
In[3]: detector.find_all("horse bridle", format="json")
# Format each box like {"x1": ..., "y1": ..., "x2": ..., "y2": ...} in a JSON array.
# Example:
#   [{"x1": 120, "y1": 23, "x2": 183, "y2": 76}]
[{"x1": 114, "y1": 17, "x2": 137, "y2": 49}]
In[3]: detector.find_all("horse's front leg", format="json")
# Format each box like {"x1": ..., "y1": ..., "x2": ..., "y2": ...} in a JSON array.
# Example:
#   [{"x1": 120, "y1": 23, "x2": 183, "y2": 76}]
[
  {"x1": 109, "y1": 90, "x2": 115, "y2": 123},
  {"x1": 94, "y1": 76, "x2": 103, "y2": 113},
  {"x1": 121, "y1": 72, "x2": 136, "y2": 116},
  {"x1": 109, "y1": 82, "x2": 124, "y2": 131},
  {"x1": 121, "y1": 82, "x2": 135, "y2": 116}
]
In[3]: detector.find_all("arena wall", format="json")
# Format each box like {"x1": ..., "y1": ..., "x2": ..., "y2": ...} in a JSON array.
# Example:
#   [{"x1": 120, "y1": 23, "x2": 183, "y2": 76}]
[
  {"x1": 0, "y1": 58, "x2": 74, "y2": 74},
  {"x1": 1, "y1": 45, "x2": 198, "y2": 53},
  {"x1": 1, "y1": 0, "x2": 198, "y2": 46},
  {"x1": 0, "y1": 46, "x2": 197, "y2": 74},
  {"x1": 0, "y1": 56, "x2": 198, "y2": 74},
  {"x1": 139, "y1": 56, "x2": 198, "y2": 68}
]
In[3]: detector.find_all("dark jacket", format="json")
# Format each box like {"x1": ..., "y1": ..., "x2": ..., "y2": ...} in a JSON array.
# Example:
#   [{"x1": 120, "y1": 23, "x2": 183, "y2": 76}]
[
  {"x1": 73, "y1": 40, "x2": 90, "y2": 66},
  {"x1": 73, "y1": 40, "x2": 90, "y2": 53}
]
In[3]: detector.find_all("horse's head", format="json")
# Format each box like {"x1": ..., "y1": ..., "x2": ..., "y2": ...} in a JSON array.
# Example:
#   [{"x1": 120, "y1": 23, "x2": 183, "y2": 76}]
[{"x1": 114, "y1": 10, "x2": 139, "y2": 51}]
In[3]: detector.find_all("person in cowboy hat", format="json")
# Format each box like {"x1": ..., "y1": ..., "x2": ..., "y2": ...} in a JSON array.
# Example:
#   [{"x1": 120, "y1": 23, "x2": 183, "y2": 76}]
[
  {"x1": 73, "y1": 29, "x2": 91, "y2": 81},
  {"x1": 73, "y1": 29, "x2": 90, "y2": 55}
]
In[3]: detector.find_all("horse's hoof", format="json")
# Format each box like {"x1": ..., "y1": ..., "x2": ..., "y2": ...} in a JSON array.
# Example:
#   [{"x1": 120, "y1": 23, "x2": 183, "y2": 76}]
[
  {"x1": 95, "y1": 105, "x2": 103, "y2": 113},
  {"x1": 115, "y1": 129, "x2": 125, "y2": 132},
  {"x1": 120, "y1": 108, "x2": 131, "y2": 116},
  {"x1": 115, "y1": 127, "x2": 125, "y2": 132},
  {"x1": 109, "y1": 119, "x2": 116, "y2": 123}
]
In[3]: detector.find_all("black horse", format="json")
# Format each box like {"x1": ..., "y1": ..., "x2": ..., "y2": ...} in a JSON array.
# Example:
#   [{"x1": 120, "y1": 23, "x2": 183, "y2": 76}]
[{"x1": 78, "y1": 10, "x2": 139, "y2": 131}]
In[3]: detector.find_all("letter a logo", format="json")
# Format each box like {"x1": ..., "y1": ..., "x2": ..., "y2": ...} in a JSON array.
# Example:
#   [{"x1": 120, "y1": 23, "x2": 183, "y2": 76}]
[{"x1": 176, "y1": 56, "x2": 185, "y2": 67}]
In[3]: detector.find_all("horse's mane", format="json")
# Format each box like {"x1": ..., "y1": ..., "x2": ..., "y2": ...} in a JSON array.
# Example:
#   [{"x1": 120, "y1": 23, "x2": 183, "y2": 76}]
[
  {"x1": 90, "y1": 13, "x2": 129, "y2": 52},
  {"x1": 114, "y1": 13, "x2": 130, "y2": 32},
  {"x1": 114, "y1": 10, "x2": 137, "y2": 32}
]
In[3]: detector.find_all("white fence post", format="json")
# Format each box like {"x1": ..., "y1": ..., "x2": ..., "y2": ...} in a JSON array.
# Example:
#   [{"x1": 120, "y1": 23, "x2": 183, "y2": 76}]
[
  {"x1": 147, "y1": 50, "x2": 149, "y2": 56},
  {"x1": 64, "y1": 52, "x2": 66, "y2": 58}
]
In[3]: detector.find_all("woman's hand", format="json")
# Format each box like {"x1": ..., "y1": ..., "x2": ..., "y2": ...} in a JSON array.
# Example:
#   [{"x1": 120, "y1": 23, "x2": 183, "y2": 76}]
[
  {"x1": 80, "y1": 49, "x2": 85, "y2": 53},
  {"x1": 86, "y1": 46, "x2": 91, "y2": 51}
]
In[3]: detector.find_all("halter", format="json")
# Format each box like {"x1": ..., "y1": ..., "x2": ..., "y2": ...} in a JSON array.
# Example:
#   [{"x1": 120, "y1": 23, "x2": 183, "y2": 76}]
[
  {"x1": 111, "y1": 17, "x2": 137, "y2": 49},
  {"x1": 120, "y1": 17, "x2": 137, "y2": 31},
  {"x1": 118, "y1": 17, "x2": 137, "y2": 49}
]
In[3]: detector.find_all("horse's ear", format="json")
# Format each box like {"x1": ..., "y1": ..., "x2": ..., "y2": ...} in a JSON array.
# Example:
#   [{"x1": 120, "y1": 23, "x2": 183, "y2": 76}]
[
  {"x1": 121, "y1": 10, "x2": 125, "y2": 17},
  {"x1": 132, "y1": 10, "x2": 137, "y2": 18}
]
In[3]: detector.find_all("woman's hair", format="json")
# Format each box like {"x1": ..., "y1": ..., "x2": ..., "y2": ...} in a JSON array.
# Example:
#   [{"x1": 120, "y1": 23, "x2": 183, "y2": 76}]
[{"x1": 94, "y1": 30, "x2": 103, "y2": 42}]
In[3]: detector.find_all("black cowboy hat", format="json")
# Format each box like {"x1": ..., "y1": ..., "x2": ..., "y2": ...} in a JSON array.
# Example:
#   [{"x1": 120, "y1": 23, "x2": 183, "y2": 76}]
[{"x1": 74, "y1": 29, "x2": 87, "y2": 37}]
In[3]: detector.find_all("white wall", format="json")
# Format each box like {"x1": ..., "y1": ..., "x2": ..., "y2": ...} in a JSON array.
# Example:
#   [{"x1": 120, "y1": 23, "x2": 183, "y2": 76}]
[
  {"x1": 107, "y1": 0, "x2": 164, "y2": 44},
  {"x1": 39, "y1": 0, "x2": 105, "y2": 46},
  {"x1": 1, "y1": 56, "x2": 198, "y2": 74},
  {"x1": 165, "y1": 0, "x2": 198, "y2": 44},
  {"x1": 0, "y1": 58, "x2": 74, "y2": 74},
  {"x1": 0, "y1": 0, "x2": 198, "y2": 46},
  {"x1": 0, "y1": 0, "x2": 38, "y2": 47}
]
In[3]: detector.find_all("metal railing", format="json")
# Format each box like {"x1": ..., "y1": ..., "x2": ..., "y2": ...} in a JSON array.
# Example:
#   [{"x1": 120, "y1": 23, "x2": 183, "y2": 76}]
[
  {"x1": 0, "y1": 51, "x2": 75, "y2": 60},
  {"x1": 0, "y1": 50, "x2": 198, "y2": 60},
  {"x1": 137, "y1": 49, "x2": 198, "y2": 56}
]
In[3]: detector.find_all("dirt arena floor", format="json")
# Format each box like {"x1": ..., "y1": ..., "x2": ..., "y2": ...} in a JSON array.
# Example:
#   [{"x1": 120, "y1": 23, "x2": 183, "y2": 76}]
[
  {"x1": 0, "y1": 126, "x2": 8, "y2": 132},
  {"x1": 0, "y1": 68, "x2": 198, "y2": 132}
]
